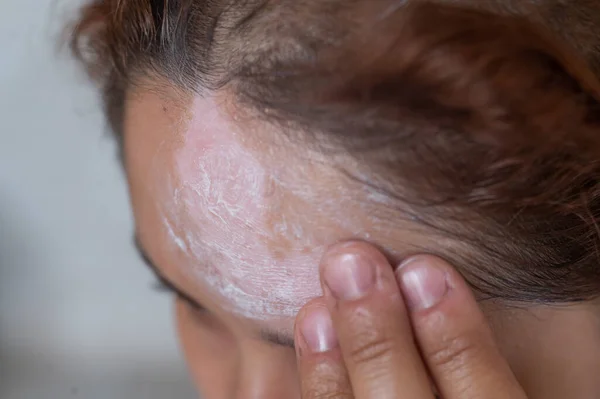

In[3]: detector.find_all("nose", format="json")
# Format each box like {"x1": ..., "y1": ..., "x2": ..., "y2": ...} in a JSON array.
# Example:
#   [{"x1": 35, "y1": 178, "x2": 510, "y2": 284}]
[{"x1": 234, "y1": 342, "x2": 300, "y2": 399}]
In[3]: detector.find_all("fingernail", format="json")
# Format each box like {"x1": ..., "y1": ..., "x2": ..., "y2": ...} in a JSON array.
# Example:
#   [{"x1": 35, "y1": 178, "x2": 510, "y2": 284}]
[
  {"x1": 397, "y1": 259, "x2": 448, "y2": 311},
  {"x1": 300, "y1": 307, "x2": 338, "y2": 353},
  {"x1": 323, "y1": 253, "x2": 375, "y2": 301}
]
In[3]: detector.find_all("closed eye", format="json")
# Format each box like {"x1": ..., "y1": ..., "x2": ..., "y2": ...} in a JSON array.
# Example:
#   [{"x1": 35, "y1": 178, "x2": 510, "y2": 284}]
[
  {"x1": 134, "y1": 236, "x2": 209, "y2": 313},
  {"x1": 152, "y1": 274, "x2": 208, "y2": 313}
]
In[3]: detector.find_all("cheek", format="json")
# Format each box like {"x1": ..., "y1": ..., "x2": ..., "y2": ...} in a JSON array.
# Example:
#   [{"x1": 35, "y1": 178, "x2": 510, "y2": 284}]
[
  {"x1": 175, "y1": 300, "x2": 238, "y2": 396},
  {"x1": 176, "y1": 301, "x2": 302, "y2": 399}
]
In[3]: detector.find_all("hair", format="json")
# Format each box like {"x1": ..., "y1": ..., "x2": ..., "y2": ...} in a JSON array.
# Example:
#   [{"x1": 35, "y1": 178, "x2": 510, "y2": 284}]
[{"x1": 72, "y1": 0, "x2": 600, "y2": 304}]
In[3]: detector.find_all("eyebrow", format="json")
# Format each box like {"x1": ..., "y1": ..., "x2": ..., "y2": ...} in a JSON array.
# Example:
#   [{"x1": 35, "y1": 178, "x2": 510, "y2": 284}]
[{"x1": 133, "y1": 236, "x2": 297, "y2": 349}]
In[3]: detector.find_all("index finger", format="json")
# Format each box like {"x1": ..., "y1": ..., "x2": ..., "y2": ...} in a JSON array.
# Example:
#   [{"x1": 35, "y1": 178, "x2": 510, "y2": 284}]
[{"x1": 320, "y1": 241, "x2": 436, "y2": 399}]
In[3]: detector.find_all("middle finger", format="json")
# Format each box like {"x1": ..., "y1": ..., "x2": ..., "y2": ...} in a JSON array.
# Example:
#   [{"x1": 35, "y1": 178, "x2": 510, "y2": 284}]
[{"x1": 320, "y1": 242, "x2": 435, "y2": 399}]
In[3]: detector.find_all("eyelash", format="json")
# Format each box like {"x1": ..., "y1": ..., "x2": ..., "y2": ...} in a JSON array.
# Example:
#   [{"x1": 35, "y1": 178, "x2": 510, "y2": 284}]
[{"x1": 152, "y1": 277, "x2": 208, "y2": 313}]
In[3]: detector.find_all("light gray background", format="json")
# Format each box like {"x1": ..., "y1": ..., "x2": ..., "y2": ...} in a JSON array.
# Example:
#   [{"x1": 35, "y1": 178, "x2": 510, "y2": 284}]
[{"x1": 0, "y1": 0, "x2": 197, "y2": 397}]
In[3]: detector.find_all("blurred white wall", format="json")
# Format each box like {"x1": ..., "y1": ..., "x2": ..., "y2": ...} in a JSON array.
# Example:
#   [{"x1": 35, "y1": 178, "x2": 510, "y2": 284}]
[{"x1": 0, "y1": 0, "x2": 196, "y2": 397}]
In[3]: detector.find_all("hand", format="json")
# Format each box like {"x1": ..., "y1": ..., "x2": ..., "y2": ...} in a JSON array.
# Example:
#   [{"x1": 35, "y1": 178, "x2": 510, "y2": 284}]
[{"x1": 294, "y1": 241, "x2": 528, "y2": 399}]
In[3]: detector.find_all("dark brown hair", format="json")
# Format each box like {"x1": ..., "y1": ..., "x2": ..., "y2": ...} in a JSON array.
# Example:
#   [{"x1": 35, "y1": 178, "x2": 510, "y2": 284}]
[{"x1": 72, "y1": 0, "x2": 600, "y2": 303}]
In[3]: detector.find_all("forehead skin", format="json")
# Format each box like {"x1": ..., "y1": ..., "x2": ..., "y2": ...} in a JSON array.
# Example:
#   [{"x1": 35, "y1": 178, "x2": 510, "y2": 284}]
[{"x1": 124, "y1": 82, "x2": 429, "y2": 325}]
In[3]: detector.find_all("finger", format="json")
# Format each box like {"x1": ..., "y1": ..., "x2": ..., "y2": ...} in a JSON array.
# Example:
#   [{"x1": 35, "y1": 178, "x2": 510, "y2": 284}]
[
  {"x1": 295, "y1": 299, "x2": 354, "y2": 399},
  {"x1": 396, "y1": 256, "x2": 528, "y2": 399},
  {"x1": 321, "y1": 241, "x2": 435, "y2": 399}
]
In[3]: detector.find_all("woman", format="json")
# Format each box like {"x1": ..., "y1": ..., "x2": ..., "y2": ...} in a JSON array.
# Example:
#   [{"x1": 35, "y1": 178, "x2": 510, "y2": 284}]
[{"x1": 72, "y1": 0, "x2": 600, "y2": 397}]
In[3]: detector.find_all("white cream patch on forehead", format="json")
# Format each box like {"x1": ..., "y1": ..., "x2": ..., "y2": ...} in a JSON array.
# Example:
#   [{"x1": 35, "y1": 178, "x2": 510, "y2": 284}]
[
  {"x1": 155, "y1": 96, "x2": 333, "y2": 320},
  {"x1": 153, "y1": 95, "x2": 398, "y2": 320}
]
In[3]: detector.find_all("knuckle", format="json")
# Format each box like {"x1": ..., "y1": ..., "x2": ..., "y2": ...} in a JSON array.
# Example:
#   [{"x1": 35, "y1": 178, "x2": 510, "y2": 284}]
[
  {"x1": 302, "y1": 388, "x2": 352, "y2": 399},
  {"x1": 301, "y1": 360, "x2": 352, "y2": 399},
  {"x1": 425, "y1": 332, "x2": 481, "y2": 372},
  {"x1": 347, "y1": 333, "x2": 396, "y2": 366}
]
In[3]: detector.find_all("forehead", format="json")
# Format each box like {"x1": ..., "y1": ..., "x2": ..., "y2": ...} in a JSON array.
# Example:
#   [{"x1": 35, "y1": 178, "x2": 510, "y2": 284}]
[{"x1": 123, "y1": 85, "x2": 390, "y2": 320}]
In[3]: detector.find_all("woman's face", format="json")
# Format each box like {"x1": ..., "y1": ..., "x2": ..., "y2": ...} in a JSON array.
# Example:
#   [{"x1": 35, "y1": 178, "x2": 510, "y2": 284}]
[
  {"x1": 123, "y1": 83, "x2": 600, "y2": 399},
  {"x1": 122, "y1": 83, "x2": 409, "y2": 398}
]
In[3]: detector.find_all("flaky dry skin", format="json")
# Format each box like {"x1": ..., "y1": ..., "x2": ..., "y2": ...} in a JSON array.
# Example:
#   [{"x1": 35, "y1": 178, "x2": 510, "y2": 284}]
[
  {"x1": 76, "y1": 0, "x2": 600, "y2": 303},
  {"x1": 127, "y1": 85, "x2": 432, "y2": 320},
  {"x1": 75, "y1": 1, "x2": 600, "y2": 397}
]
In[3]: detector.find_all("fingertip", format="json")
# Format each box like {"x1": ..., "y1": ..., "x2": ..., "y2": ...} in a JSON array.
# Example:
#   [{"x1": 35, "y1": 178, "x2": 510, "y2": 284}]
[
  {"x1": 319, "y1": 240, "x2": 397, "y2": 303},
  {"x1": 395, "y1": 255, "x2": 489, "y2": 333},
  {"x1": 321, "y1": 241, "x2": 391, "y2": 276},
  {"x1": 396, "y1": 256, "x2": 452, "y2": 312},
  {"x1": 396, "y1": 258, "x2": 524, "y2": 399},
  {"x1": 295, "y1": 299, "x2": 338, "y2": 357},
  {"x1": 295, "y1": 300, "x2": 354, "y2": 399}
]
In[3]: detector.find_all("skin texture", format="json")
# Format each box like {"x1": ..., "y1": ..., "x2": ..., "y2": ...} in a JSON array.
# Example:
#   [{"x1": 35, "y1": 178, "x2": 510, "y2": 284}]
[
  {"x1": 296, "y1": 244, "x2": 600, "y2": 398},
  {"x1": 155, "y1": 94, "x2": 327, "y2": 319},
  {"x1": 296, "y1": 244, "x2": 527, "y2": 399},
  {"x1": 124, "y1": 83, "x2": 600, "y2": 399},
  {"x1": 127, "y1": 82, "x2": 431, "y2": 321}
]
